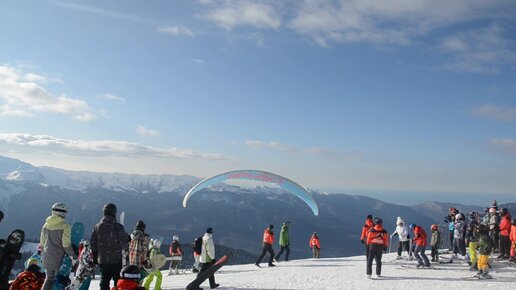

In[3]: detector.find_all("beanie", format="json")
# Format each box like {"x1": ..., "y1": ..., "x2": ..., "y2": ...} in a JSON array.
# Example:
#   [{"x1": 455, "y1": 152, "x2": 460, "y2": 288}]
[
  {"x1": 206, "y1": 227, "x2": 213, "y2": 234},
  {"x1": 103, "y1": 203, "x2": 117, "y2": 217},
  {"x1": 366, "y1": 215, "x2": 373, "y2": 220},
  {"x1": 136, "y1": 220, "x2": 146, "y2": 231}
]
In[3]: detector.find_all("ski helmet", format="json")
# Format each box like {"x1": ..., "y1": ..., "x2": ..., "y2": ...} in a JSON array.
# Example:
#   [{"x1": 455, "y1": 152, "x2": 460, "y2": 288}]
[
  {"x1": 373, "y1": 217, "x2": 383, "y2": 225},
  {"x1": 456, "y1": 213, "x2": 464, "y2": 220},
  {"x1": 52, "y1": 202, "x2": 68, "y2": 217},
  {"x1": 120, "y1": 265, "x2": 141, "y2": 281},
  {"x1": 153, "y1": 238, "x2": 162, "y2": 248},
  {"x1": 511, "y1": 218, "x2": 516, "y2": 226},
  {"x1": 103, "y1": 203, "x2": 117, "y2": 217},
  {"x1": 499, "y1": 208, "x2": 509, "y2": 216},
  {"x1": 409, "y1": 224, "x2": 416, "y2": 231},
  {"x1": 173, "y1": 235, "x2": 179, "y2": 241},
  {"x1": 431, "y1": 224, "x2": 438, "y2": 231}
]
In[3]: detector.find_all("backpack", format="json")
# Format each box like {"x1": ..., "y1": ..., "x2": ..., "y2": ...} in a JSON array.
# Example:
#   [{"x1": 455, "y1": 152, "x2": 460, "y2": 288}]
[{"x1": 193, "y1": 237, "x2": 202, "y2": 254}]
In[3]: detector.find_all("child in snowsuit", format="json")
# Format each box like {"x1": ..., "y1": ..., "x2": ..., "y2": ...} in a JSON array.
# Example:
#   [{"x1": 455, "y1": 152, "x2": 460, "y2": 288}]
[
  {"x1": 430, "y1": 224, "x2": 441, "y2": 262},
  {"x1": 466, "y1": 218, "x2": 479, "y2": 270},
  {"x1": 143, "y1": 239, "x2": 163, "y2": 290},
  {"x1": 112, "y1": 265, "x2": 146, "y2": 290},
  {"x1": 360, "y1": 215, "x2": 374, "y2": 261},
  {"x1": 167, "y1": 235, "x2": 182, "y2": 275},
  {"x1": 9, "y1": 263, "x2": 45, "y2": 290},
  {"x1": 391, "y1": 217, "x2": 410, "y2": 259},
  {"x1": 366, "y1": 218, "x2": 388, "y2": 278},
  {"x1": 477, "y1": 224, "x2": 494, "y2": 279},
  {"x1": 310, "y1": 232, "x2": 321, "y2": 258}
]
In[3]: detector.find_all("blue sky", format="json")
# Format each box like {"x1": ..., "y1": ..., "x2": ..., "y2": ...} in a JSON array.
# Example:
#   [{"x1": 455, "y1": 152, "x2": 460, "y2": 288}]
[{"x1": 1, "y1": 0, "x2": 516, "y2": 197}]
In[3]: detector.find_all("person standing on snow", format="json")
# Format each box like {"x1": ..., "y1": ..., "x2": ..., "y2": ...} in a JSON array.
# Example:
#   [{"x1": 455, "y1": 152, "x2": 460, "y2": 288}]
[
  {"x1": 167, "y1": 235, "x2": 183, "y2": 275},
  {"x1": 452, "y1": 213, "x2": 467, "y2": 258},
  {"x1": 509, "y1": 218, "x2": 516, "y2": 262},
  {"x1": 476, "y1": 224, "x2": 494, "y2": 279},
  {"x1": 366, "y1": 217, "x2": 388, "y2": 278},
  {"x1": 466, "y1": 213, "x2": 480, "y2": 270},
  {"x1": 360, "y1": 215, "x2": 374, "y2": 261},
  {"x1": 191, "y1": 236, "x2": 202, "y2": 273},
  {"x1": 198, "y1": 227, "x2": 219, "y2": 289},
  {"x1": 310, "y1": 232, "x2": 321, "y2": 258},
  {"x1": 91, "y1": 203, "x2": 129, "y2": 290},
  {"x1": 274, "y1": 221, "x2": 291, "y2": 262},
  {"x1": 410, "y1": 224, "x2": 430, "y2": 268},
  {"x1": 256, "y1": 224, "x2": 276, "y2": 267},
  {"x1": 40, "y1": 202, "x2": 75, "y2": 290},
  {"x1": 390, "y1": 217, "x2": 410, "y2": 260},
  {"x1": 498, "y1": 208, "x2": 511, "y2": 259},
  {"x1": 129, "y1": 220, "x2": 151, "y2": 281},
  {"x1": 488, "y1": 207, "x2": 500, "y2": 253},
  {"x1": 143, "y1": 238, "x2": 163, "y2": 290},
  {"x1": 430, "y1": 224, "x2": 441, "y2": 262}
]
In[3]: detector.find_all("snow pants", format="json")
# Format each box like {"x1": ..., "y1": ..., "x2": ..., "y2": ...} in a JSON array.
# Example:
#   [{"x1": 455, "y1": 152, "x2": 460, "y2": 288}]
[
  {"x1": 499, "y1": 235, "x2": 510, "y2": 257},
  {"x1": 453, "y1": 238, "x2": 466, "y2": 256},
  {"x1": 490, "y1": 229, "x2": 499, "y2": 252},
  {"x1": 430, "y1": 245, "x2": 439, "y2": 261},
  {"x1": 256, "y1": 243, "x2": 275, "y2": 265},
  {"x1": 41, "y1": 268, "x2": 57, "y2": 290},
  {"x1": 477, "y1": 254, "x2": 489, "y2": 271},
  {"x1": 312, "y1": 247, "x2": 320, "y2": 258},
  {"x1": 193, "y1": 254, "x2": 200, "y2": 271},
  {"x1": 364, "y1": 244, "x2": 370, "y2": 261},
  {"x1": 198, "y1": 261, "x2": 216, "y2": 289},
  {"x1": 414, "y1": 245, "x2": 430, "y2": 267},
  {"x1": 366, "y1": 249, "x2": 382, "y2": 276},
  {"x1": 98, "y1": 263, "x2": 122, "y2": 290},
  {"x1": 469, "y1": 241, "x2": 478, "y2": 265},
  {"x1": 275, "y1": 245, "x2": 290, "y2": 261},
  {"x1": 448, "y1": 230, "x2": 454, "y2": 249},
  {"x1": 397, "y1": 241, "x2": 410, "y2": 257},
  {"x1": 143, "y1": 270, "x2": 162, "y2": 290}
]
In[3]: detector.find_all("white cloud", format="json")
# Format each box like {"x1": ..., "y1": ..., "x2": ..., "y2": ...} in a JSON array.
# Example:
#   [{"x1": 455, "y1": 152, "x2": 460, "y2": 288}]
[
  {"x1": 100, "y1": 93, "x2": 126, "y2": 102},
  {"x1": 158, "y1": 25, "x2": 195, "y2": 37},
  {"x1": 0, "y1": 133, "x2": 226, "y2": 160},
  {"x1": 52, "y1": 1, "x2": 157, "y2": 24},
  {"x1": 200, "y1": 0, "x2": 281, "y2": 30},
  {"x1": 0, "y1": 65, "x2": 96, "y2": 121},
  {"x1": 193, "y1": 58, "x2": 206, "y2": 64},
  {"x1": 490, "y1": 138, "x2": 516, "y2": 155},
  {"x1": 136, "y1": 125, "x2": 159, "y2": 137},
  {"x1": 470, "y1": 103, "x2": 516, "y2": 121}
]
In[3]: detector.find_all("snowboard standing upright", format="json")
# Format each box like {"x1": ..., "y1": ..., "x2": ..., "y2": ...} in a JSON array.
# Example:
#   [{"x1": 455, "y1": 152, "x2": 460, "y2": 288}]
[
  {"x1": 0, "y1": 229, "x2": 25, "y2": 290},
  {"x1": 53, "y1": 222, "x2": 84, "y2": 290},
  {"x1": 186, "y1": 254, "x2": 229, "y2": 290}
]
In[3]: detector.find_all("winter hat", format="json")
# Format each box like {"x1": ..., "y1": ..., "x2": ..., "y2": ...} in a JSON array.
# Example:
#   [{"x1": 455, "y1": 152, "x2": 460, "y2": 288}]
[
  {"x1": 136, "y1": 220, "x2": 146, "y2": 231},
  {"x1": 206, "y1": 227, "x2": 213, "y2": 234},
  {"x1": 103, "y1": 203, "x2": 117, "y2": 217},
  {"x1": 26, "y1": 264, "x2": 41, "y2": 273},
  {"x1": 366, "y1": 215, "x2": 373, "y2": 220},
  {"x1": 396, "y1": 217, "x2": 405, "y2": 226},
  {"x1": 499, "y1": 208, "x2": 509, "y2": 216},
  {"x1": 491, "y1": 200, "x2": 498, "y2": 208},
  {"x1": 52, "y1": 202, "x2": 68, "y2": 217},
  {"x1": 268, "y1": 224, "x2": 274, "y2": 230}
]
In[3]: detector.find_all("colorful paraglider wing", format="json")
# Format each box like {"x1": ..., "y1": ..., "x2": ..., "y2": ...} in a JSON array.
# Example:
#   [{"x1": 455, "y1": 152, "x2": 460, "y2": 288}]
[{"x1": 182, "y1": 170, "x2": 319, "y2": 216}]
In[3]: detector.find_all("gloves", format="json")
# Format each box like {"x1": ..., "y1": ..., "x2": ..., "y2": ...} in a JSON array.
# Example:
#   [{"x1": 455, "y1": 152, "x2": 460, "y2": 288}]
[{"x1": 361, "y1": 240, "x2": 364, "y2": 244}]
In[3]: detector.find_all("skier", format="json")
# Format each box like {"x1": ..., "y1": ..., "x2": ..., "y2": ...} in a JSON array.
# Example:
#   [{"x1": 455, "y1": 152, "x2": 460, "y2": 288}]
[
  {"x1": 310, "y1": 232, "x2": 321, "y2": 258},
  {"x1": 360, "y1": 215, "x2": 374, "y2": 261},
  {"x1": 129, "y1": 220, "x2": 151, "y2": 281},
  {"x1": 191, "y1": 236, "x2": 202, "y2": 273},
  {"x1": 255, "y1": 225, "x2": 275, "y2": 267},
  {"x1": 498, "y1": 208, "x2": 511, "y2": 259},
  {"x1": 476, "y1": 224, "x2": 494, "y2": 279},
  {"x1": 198, "y1": 227, "x2": 219, "y2": 289},
  {"x1": 465, "y1": 215, "x2": 479, "y2": 270},
  {"x1": 488, "y1": 207, "x2": 499, "y2": 253},
  {"x1": 112, "y1": 264, "x2": 146, "y2": 290},
  {"x1": 452, "y1": 213, "x2": 467, "y2": 258},
  {"x1": 366, "y1": 217, "x2": 388, "y2": 278},
  {"x1": 91, "y1": 203, "x2": 129, "y2": 290},
  {"x1": 167, "y1": 235, "x2": 183, "y2": 275},
  {"x1": 40, "y1": 202, "x2": 75, "y2": 290},
  {"x1": 275, "y1": 221, "x2": 291, "y2": 262},
  {"x1": 410, "y1": 224, "x2": 430, "y2": 268},
  {"x1": 9, "y1": 262, "x2": 45, "y2": 290},
  {"x1": 510, "y1": 217, "x2": 516, "y2": 262},
  {"x1": 143, "y1": 239, "x2": 163, "y2": 290},
  {"x1": 430, "y1": 224, "x2": 441, "y2": 262},
  {"x1": 390, "y1": 217, "x2": 410, "y2": 260}
]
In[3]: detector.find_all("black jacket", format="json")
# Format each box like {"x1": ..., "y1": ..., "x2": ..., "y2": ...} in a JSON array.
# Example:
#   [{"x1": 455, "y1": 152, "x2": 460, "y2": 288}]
[{"x1": 91, "y1": 215, "x2": 129, "y2": 264}]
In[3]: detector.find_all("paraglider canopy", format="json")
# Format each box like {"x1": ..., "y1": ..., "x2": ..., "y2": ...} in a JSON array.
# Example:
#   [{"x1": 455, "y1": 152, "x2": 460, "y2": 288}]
[{"x1": 182, "y1": 170, "x2": 319, "y2": 216}]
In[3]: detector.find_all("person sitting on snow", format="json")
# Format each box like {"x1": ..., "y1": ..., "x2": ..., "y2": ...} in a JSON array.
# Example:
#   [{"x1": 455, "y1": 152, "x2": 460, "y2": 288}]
[
  {"x1": 112, "y1": 265, "x2": 146, "y2": 290},
  {"x1": 9, "y1": 262, "x2": 45, "y2": 290}
]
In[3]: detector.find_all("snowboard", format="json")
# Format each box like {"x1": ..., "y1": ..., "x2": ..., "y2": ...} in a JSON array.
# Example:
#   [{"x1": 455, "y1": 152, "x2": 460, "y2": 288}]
[
  {"x1": 0, "y1": 229, "x2": 25, "y2": 290},
  {"x1": 66, "y1": 240, "x2": 95, "y2": 290},
  {"x1": 396, "y1": 264, "x2": 441, "y2": 270},
  {"x1": 144, "y1": 253, "x2": 167, "y2": 273},
  {"x1": 53, "y1": 222, "x2": 84, "y2": 290},
  {"x1": 186, "y1": 254, "x2": 229, "y2": 290}
]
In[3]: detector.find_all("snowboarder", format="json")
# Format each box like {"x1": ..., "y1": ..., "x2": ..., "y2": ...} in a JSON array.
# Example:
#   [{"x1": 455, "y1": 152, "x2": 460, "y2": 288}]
[
  {"x1": 112, "y1": 264, "x2": 146, "y2": 290},
  {"x1": 91, "y1": 203, "x2": 129, "y2": 290},
  {"x1": 129, "y1": 220, "x2": 151, "y2": 281},
  {"x1": 360, "y1": 215, "x2": 374, "y2": 261},
  {"x1": 143, "y1": 238, "x2": 163, "y2": 290},
  {"x1": 275, "y1": 221, "x2": 290, "y2": 262},
  {"x1": 452, "y1": 213, "x2": 467, "y2": 258},
  {"x1": 40, "y1": 202, "x2": 75, "y2": 290},
  {"x1": 430, "y1": 224, "x2": 441, "y2": 262},
  {"x1": 310, "y1": 232, "x2": 321, "y2": 258},
  {"x1": 167, "y1": 235, "x2": 182, "y2": 275},
  {"x1": 476, "y1": 224, "x2": 494, "y2": 279},
  {"x1": 410, "y1": 224, "x2": 430, "y2": 268},
  {"x1": 366, "y1": 217, "x2": 388, "y2": 278},
  {"x1": 198, "y1": 227, "x2": 219, "y2": 289},
  {"x1": 191, "y1": 236, "x2": 202, "y2": 273},
  {"x1": 466, "y1": 214, "x2": 479, "y2": 270},
  {"x1": 255, "y1": 225, "x2": 275, "y2": 267},
  {"x1": 9, "y1": 263, "x2": 45, "y2": 290},
  {"x1": 498, "y1": 208, "x2": 511, "y2": 259},
  {"x1": 390, "y1": 217, "x2": 410, "y2": 259}
]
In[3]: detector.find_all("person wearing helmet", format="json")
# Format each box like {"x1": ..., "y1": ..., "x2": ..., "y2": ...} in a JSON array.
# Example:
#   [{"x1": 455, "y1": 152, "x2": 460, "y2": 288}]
[
  {"x1": 168, "y1": 235, "x2": 183, "y2": 275},
  {"x1": 452, "y1": 213, "x2": 467, "y2": 258},
  {"x1": 274, "y1": 221, "x2": 291, "y2": 262},
  {"x1": 40, "y1": 202, "x2": 75, "y2": 290},
  {"x1": 114, "y1": 265, "x2": 145, "y2": 290},
  {"x1": 410, "y1": 224, "x2": 430, "y2": 268},
  {"x1": 256, "y1": 225, "x2": 276, "y2": 267},
  {"x1": 498, "y1": 208, "x2": 511, "y2": 259},
  {"x1": 488, "y1": 207, "x2": 500, "y2": 253},
  {"x1": 309, "y1": 232, "x2": 321, "y2": 258},
  {"x1": 91, "y1": 203, "x2": 129, "y2": 290},
  {"x1": 366, "y1": 217, "x2": 388, "y2": 278},
  {"x1": 430, "y1": 224, "x2": 441, "y2": 262},
  {"x1": 466, "y1": 219, "x2": 480, "y2": 270},
  {"x1": 360, "y1": 215, "x2": 374, "y2": 261},
  {"x1": 510, "y1": 218, "x2": 516, "y2": 262},
  {"x1": 390, "y1": 217, "x2": 410, "y2": 260},
  {"x1": 476, "y1": 224, "x2": 494, "y2": 279},
  {"x1": 482, "y1": 208, "x2": 490, "y2": 225},
  {"x1": 143, "y1": 239, "x2": 163, "y2": 290}
]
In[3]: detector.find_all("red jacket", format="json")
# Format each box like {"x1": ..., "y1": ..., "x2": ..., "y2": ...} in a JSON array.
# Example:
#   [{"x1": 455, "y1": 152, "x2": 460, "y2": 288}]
[
  {"x1": 263, "y1": 229, "x2": 274, "y2": 245},
  {"x1": 111, "y1": 279, "x2": 146, "y2": 290},
  {"x1": 361, "y1": 219, "x2": 374, "y2": 244},
  {"x1": 510, "y1": 225, "x2": 516, "y2": 242},
  {"x1": 310, "y1": 235, "x2": 320, "y2": 249},
  {"x1": 499, "y1": 215, "x2": 511, "y2": 236},
  {"x1": 413, "y1": 226, "x2": 428, "y2": 247},
  {"x1": 366, "y1": 225, "x2": 389, "y2": 248}
]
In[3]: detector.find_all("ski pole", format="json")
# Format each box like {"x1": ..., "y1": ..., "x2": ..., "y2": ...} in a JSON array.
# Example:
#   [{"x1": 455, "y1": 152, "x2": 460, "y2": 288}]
[{"x1": 389, "y1": 235, "x2": 392, "y2": 254}]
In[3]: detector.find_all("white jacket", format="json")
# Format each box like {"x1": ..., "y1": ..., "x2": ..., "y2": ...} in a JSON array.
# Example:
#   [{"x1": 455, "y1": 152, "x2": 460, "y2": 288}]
[
  {"x1": 392, "y1": 225, "x2": 409, "y2": 242},
  {"x1": 200, "y1": 233, "x2": 215, "y2": 263}
]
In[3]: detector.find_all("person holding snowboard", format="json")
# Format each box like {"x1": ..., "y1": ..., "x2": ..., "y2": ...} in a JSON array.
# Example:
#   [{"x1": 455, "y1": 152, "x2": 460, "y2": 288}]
[
  {"x1": 143, "y1": 238, "x2": 163, "y2": 290},
  {"x1": 40, "y1": 202, "x2": 75, "y2": 290},
  {"x1": 129, "y1": 220, "x2": 151, "y2": 281},
  {"x1": 476, "y1": 224, "x2": 494, "y2": 279},
  {"x1": 430, "y1": 224, "x2": 441, "y2": 262},
  {"x1": 366, "y1": 217, "x2": 388, "y2": 278},
  {"x1": 410, "y1": 224, "x2": 430, "y2": 268},
  {"x1": 167, "y1": 235, "x2": 182, "y2": 275},
  {"x1": 91, "y1": 203, "x2": 129, "y2": 290},
  {"x1": 197, "y1": 227, "x2": 219, "y2": 289},
  {"x1": 274, "y1": 221, "x2": 290, "y2": 262},
  {"x1": 255, "y1": 225, "x2": 275, "y2": 267},
  {"x1": 360, "y1": 215, "x2": 374, "y2": 261},
  {"x1": 9, "y1": 262, "x2": 45, "y2": 290},
  {"x1": 391, "y1": 217, "x2": 410, "y2": 260},
  {"x1": 112, "y1": 265, "x2": 146, "y2": 290},
  {"x1": 310, "y1": 232, "x2": 321, "y2": 258}
]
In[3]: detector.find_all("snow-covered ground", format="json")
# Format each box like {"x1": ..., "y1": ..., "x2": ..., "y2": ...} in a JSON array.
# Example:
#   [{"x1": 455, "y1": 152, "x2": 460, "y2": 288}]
[{"x1": 87, "y1": 253, "x2": 516, "y2": 290}]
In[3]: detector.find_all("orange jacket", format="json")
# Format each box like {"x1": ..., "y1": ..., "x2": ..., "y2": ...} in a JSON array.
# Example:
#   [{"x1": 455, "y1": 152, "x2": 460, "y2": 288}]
[
  {"x1": 263, "y1": 229, "x2": 274, "y2": 245},
  {"x1": 510, "y1": 225, "x2": 516, "y2": 242},
  {"x1": 361, "y1": 218, "x2": 374, "y2": 243},
  {"x1": 413, "y1": 226, "x2": 428, "y2": 247},
  {"x1": 499, "y1": 215, "x2": 511, "y2": 236},
  {"x1": 366, "y1": 225, "x2": 389, "y2": 247},
  {"x1": 310, "y1": 235, "x2": 320, "y2": 249}
]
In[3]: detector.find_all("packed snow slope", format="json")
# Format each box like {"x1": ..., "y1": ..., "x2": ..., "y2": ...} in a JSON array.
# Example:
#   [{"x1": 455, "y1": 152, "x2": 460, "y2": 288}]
[{"x1": 88, "y1": 253, "x2": 516, "y2": 290}]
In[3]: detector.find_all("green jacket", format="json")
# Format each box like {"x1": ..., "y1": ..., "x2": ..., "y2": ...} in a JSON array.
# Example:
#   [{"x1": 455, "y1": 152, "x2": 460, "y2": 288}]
[
  {"x1": 279, "y1": 224, "x2": 290, "y2": 247},
  {"x1": 478, "y1": 233, "x2": 493, "y2": 255}
]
